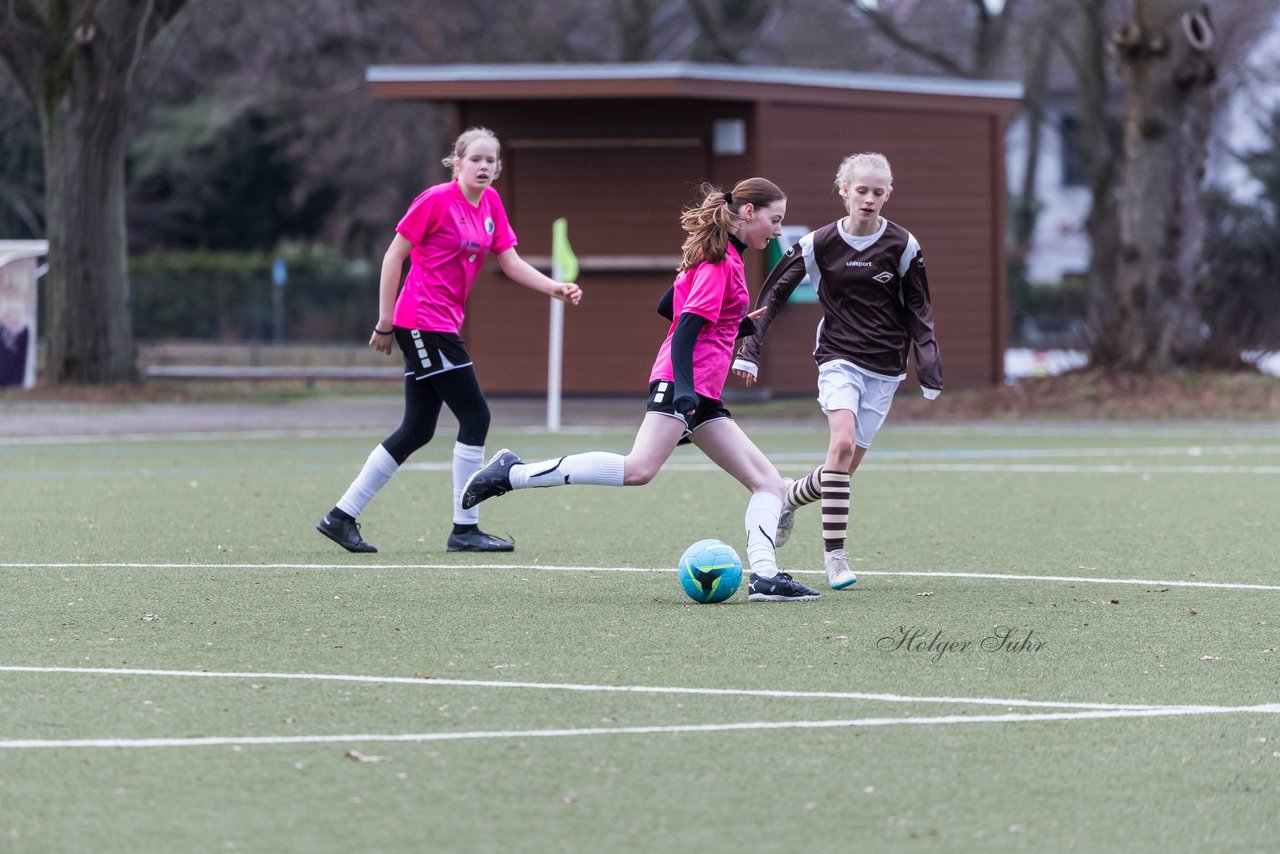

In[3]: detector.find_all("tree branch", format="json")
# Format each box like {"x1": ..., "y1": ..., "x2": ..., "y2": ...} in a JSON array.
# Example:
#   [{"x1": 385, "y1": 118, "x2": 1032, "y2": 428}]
[
  {"x1": 844, "y1": 0, "x2": 975, "y2": 78},
  {"x1": 0, "y1": 0, "x2": 55, "y2": 103},
  {"x1": 124, "y1": 0, "x2": 156, "y2": 92}
]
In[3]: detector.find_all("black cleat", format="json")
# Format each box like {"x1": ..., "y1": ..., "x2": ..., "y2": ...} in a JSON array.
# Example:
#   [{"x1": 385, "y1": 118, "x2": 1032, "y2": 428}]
[
  {"x1": 317, "y1": 514, "x2": 377, "y2": 553},
  {"x1": 461, "y1": 448, "x2": 523, "y2": 509},
  {"x1": 446, "y1": 529, "x2": 515, "y2": 552},
  {"x1": 747, "y1": 571, "x2": 821, "y2": 602}
]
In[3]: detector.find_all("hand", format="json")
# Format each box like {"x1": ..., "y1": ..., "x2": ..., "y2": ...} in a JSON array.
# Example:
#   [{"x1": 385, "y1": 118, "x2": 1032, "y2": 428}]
[
  {"x1": 555, "y1": 282, "x2": 582, "y2": 305},
  {"x1": 732, "y1": 368, "x2": 756, "y2": 388},
  {"x1": 369, "y1": 326, "x2": 394, "y2": 354},
  {"x1": 673, "y1": 393, "x2": 697, "y2": 417}
]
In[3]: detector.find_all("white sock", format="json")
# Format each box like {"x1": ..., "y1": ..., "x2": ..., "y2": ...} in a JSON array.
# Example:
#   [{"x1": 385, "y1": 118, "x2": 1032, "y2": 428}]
[
  {"x1": 509, "y1": 452, "x2": 625, "y2": 488},
  {"x1": 336, "y1": 444, "x2": 399, "y2": 518},
  {"x1": 453, "y1": 442, "x2": 485, "y2": 525},
  {"x1": 744, "y1": 491, "x2": 782, "y2": 577}
]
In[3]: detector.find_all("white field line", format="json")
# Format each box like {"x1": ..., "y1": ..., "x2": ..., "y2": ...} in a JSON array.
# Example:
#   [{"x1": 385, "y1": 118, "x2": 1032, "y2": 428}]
[
  {"x1": 14, "y1": 459, "x2": 1280, "y2": 480},
  {"x1": 886, "y1": 424, "x2": 1280, "y2": 439},
  {"x1": 399, "y1": 460, "x2": 1280, "y2": 475},
  {"x1": 649, "y1": 461, "x2": 1280, "y2": 475},
  {"x1": 2, "y1": 562, "x2": 1277, "y2": 591},
  {"x1": 856, "y1": 463, "x2": 1280, "y2": 474},
  {"x1": 4, "y1": 705, "x2": 1279, "y2": 751},
  {"x1": 0, "y1": 425, "x2": 620, "y2": 446},
  {"x1": 0, "y1": 665, "x2": 1166, "y2": 712},
  {"x1": 5, "y1": 424, "x2": 1280, "y2": 446},
  {"x1": 855, "y1": 444, "x2": 1280, "y2": 460},
  {"x1": 0, "y1": 429, "x2": 382, "y2": 446}
]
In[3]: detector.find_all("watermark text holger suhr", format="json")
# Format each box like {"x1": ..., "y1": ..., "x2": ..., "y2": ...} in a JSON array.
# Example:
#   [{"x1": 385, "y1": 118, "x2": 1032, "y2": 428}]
[{"x1": 877, "y1": 626, "x2": 1048, "y2": 663}]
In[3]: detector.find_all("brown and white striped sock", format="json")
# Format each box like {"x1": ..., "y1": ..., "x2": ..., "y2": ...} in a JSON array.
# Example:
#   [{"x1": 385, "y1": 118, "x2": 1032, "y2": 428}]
[
  {"x1": 784, "y1": 465, "x2": 824, "y2": 508},
  {"x1": 821, "y1": 469, "x2": 851, "y2": 553}
]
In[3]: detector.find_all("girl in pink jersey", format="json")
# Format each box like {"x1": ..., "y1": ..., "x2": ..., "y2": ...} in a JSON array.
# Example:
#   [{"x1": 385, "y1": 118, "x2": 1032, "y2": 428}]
[
  {"x1": 461, "y1": 179, "x2": 822, "y2": 602},
  {"x1": 317, "y1": 128, "x2": 582, "y2": 554}
]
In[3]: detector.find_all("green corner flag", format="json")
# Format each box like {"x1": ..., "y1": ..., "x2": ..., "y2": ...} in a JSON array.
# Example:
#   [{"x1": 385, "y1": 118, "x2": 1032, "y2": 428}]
[{"x1": 551, "y1": 218, "x2": 578, "y2": 283}]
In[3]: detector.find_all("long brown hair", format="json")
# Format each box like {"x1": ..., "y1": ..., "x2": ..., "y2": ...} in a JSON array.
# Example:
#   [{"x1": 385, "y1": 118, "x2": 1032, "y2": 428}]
[{"x1": 677, "y1": 178, "x2": 786, "y2": 272}]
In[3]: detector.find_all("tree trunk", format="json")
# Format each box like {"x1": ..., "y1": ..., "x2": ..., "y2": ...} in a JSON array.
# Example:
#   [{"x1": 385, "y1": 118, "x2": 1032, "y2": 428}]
[
  {"x1": 1009, "y1": 16, "x2": 1053, "y2": 335},
  {"x1": 1065, "y1": 0, "x2": 1124, "y2": 365},
  {"x1": 39, "y1": 75, "x2": 135, "y2": 383},
  {"x1": 1108, "y1": 0, "x2": 1216, "y2": 370},
  {"x1": 0, "y1": 0, "x2": 189, "y2": 385}
]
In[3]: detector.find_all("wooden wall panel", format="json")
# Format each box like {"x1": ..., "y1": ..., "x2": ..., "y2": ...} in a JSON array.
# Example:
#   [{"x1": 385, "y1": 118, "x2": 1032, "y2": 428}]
[
  {"x1": 754, "y1": 102, "x2": 1004, "y2": 391},
  {"x1": 452, "y1": 95, "x2": 1007, "y2": 395},
  {"x1": 466, "y1": 272, "x2": 677, "y2": 395}
]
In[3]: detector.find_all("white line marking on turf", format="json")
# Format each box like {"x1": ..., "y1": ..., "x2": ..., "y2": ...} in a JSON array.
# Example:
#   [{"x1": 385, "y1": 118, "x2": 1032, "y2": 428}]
[
  {"x1": 864, "y1": 445, "x2": 1280, "y2": 460},
  {"x1": 399, "y1": 459, "x2": 1280, "y2": 475},
  {"x1": 851, "y1": 571, "x2": 1280, "y2": 591},
  {"x1": 0, "y1": 425, "x2": 620, "y2": 446},
  {"x1": 2, "y1": 563, "x2": 1277, "y2": 591},
  {"x1": 0, "y1": 665, "x2": 1164, "y2": 711},
  {"x1": 3, "y1": 704, "x2": 1278, "y2": 750},
  {"x1": 887, "y1": 424, "x2": 1280, "y2": 439},
  {"x1": 856, "y1": 463, "x2": 1280, "y2": 475}
]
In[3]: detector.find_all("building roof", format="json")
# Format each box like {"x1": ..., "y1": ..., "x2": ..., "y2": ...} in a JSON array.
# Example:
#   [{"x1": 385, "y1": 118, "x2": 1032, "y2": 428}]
[{"x1": 367, "y1": 62, "x2": 1022, "y2": 111}]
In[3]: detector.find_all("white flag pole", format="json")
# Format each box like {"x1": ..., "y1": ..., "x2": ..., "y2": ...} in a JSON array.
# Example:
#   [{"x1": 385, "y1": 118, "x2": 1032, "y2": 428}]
[
  {"x1": 547, "y1": 270, "x2": 564, "y2": 433},
  {"x1": 547, "y1": 218, "x2": 577, "y2": 433}
]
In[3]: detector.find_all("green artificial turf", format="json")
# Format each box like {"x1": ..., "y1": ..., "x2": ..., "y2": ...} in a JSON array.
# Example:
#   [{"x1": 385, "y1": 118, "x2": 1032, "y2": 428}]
[{"x1": 2, "y1": 422, "x2": 1278, "y2": 853}]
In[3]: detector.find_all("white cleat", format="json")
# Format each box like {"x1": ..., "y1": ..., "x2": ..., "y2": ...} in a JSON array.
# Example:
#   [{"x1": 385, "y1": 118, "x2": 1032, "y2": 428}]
[{"x1": 824, "y1": 548, "x2": 857, "y2": 590}]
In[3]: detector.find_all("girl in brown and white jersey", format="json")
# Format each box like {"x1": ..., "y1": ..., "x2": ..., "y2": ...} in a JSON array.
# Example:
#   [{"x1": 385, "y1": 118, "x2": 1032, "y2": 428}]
[{"x1": 731, "y1": 152, "x2": 942, "y2": 589}]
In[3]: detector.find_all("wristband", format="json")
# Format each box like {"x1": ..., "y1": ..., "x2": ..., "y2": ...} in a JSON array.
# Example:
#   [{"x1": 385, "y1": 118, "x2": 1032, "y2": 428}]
[{"x1": 373, "y1": 327, "x2": 394, "y2": 335}]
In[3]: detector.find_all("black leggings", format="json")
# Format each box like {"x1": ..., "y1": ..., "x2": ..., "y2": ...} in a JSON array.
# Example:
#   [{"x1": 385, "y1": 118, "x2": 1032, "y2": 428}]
[{"x1": 382, "y1": 367, "x2": 490, "y2": 464}]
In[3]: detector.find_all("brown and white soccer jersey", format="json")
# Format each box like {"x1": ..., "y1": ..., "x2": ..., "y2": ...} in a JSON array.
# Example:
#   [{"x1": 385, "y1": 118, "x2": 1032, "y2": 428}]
[{"x1": 736, "y1": 218, "x2": 941, "y2": 394}]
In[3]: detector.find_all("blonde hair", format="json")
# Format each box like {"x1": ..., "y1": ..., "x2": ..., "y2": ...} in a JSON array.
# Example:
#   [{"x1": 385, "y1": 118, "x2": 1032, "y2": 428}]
[
  {"x1": 677, "y1": 178, "x2": 786, "y2": 272},
  {"x1": 442, "y1": 127, "x2": 502, "y2": 179},
  {"x1": 834, "y1": 152, "x2": 893, "y2": 198}
]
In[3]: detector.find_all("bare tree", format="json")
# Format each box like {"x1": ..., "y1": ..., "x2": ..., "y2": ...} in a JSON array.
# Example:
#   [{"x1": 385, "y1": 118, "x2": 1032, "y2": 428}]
[
  {"x1": 1042, "y1": 0, "x2": 1126, "y2": 363},
  {"x1": 686, "y1": 0, "x2": 778, "y2": 62},
  {"x1": 845, "y1": 0, "x2": 1028, "y2": 78},
  {"x1": 846, "y1": 0, "x2": 1275, "y2": 372},
  {"x1": 1099, "y1": 0, "x2": 1215, "y2": 369},
  {"x1": 0, "y1": 0, "x2": 191, "y2": 384},
  {"x1": 1100, "y1": 1, "x2": 1279, "y2": 370},
  {"x1": 1009, "y1": 5, "x2": 1057, "y2": 330},
  {"x1": 842, "y1": 0, "x2": 1050, "y2": 342}
]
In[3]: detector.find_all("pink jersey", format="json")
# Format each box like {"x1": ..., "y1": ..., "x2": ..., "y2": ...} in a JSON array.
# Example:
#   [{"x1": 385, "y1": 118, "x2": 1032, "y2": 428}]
[
  {"x1": 392, "y1": 181, "x2": 517, "y2": 333},
  {"x1": 649, "y1": 244, "x2": 749, "y2": 400}
]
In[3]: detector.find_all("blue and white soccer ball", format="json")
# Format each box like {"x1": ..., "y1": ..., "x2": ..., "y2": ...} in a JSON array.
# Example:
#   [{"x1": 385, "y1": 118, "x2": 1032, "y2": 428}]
[{"x1": 677, "y1": 539, "x2": 743, "y2": 604}]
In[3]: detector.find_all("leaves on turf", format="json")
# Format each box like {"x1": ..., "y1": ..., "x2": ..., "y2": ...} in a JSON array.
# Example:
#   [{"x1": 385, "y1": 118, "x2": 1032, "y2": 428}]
[{"x1": 344, "y1": 750, "x2": 390, "y2": 763}]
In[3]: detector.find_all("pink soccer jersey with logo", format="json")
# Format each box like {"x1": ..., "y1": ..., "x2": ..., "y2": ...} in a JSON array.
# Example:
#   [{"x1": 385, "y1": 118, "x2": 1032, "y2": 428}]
[
  {"x1": 649, "y1": 244, "x2": 749, "y2": 401},
  {"x1": 392, "y1": 181, "x2": 517, "y2": 333}
]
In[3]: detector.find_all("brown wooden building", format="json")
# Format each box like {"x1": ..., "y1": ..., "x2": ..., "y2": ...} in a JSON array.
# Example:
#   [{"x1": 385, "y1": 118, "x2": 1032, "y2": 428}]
[{"x1": 367, "y1": 63, "x2": 1021, "y2": 395}]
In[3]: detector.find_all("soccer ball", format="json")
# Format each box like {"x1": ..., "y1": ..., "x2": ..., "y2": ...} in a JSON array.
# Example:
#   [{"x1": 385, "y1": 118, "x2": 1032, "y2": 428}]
[{"x1": 677, "y1": 539, "x2": 743, "y2": 604}]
